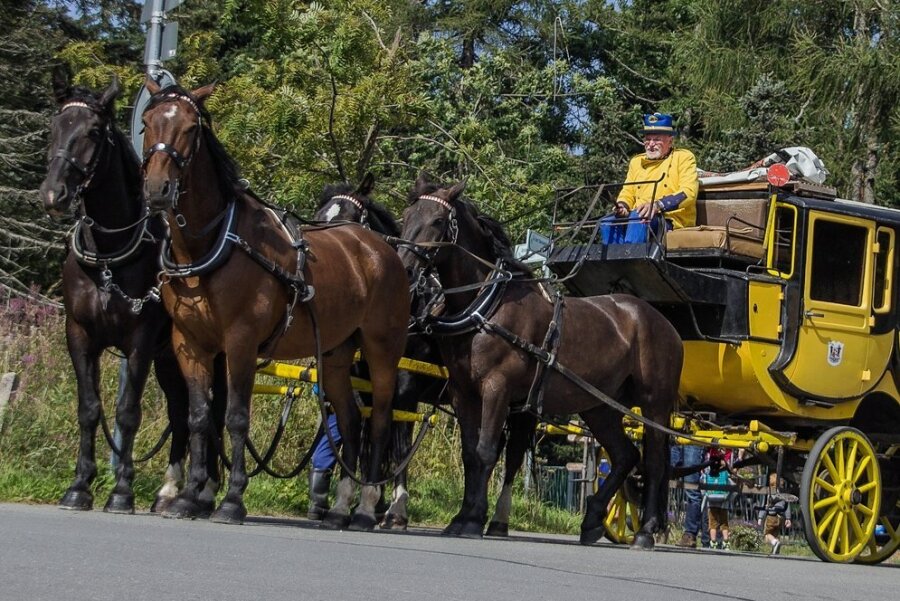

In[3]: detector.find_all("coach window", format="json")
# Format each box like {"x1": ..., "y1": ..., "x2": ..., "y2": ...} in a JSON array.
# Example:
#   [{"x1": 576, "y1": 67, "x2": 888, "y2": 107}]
[
  {"x1": 766, "y1": 203, "x2": 797, "y2": 278},
  {"x1": 809, "y1": 219, "x2": 868, "y2": 306},
  {"x1": 873, "y1": 227, "x2": 894, "y2": 314}
]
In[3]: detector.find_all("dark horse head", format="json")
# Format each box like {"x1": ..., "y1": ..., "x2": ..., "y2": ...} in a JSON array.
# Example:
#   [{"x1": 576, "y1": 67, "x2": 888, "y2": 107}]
[
  {"x1": 399, "y1": 172, "x2": 529, "y2": 311},
  {"x1": 40, "y1": 66, "x2": 136, "y2": 219},
  {"x1": 314, "y1": 173, "x2": 401, "y2": 237}
]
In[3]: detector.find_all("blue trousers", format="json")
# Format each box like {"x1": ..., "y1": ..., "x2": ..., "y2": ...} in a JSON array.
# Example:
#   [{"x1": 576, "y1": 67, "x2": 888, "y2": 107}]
[
  {"x1": 600, "y1": 211, "x2": 670, "y2": 244},
  {"x1": 671, "y1": 445, "x2": 705, "y2": 540},
  {"x1": 311, "y1": 413, "x2": 342, "y2": 471}
]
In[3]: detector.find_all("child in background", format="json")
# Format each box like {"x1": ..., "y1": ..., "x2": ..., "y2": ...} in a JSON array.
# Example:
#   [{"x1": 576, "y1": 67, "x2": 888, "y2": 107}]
[
  {"x1": 758, "y1": 472, "x2": 792, "y2": 555},
  {"x1": 702, "y1": 448, "x2": 734, "y2": 549}
]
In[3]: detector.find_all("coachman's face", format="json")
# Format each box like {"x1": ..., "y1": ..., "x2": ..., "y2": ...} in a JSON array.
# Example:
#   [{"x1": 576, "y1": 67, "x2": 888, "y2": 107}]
[{"x1": 643, "y1": 134, "x2": 673, "y2": 160}]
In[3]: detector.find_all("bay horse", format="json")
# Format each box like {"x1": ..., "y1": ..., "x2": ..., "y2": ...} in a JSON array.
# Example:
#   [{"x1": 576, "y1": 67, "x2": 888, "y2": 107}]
[
  {"x1": 315, "y1": 175, "x2": 537, "y2": 535},
  {"x1": 39, "y1": 68, "x2": 224, "y2": 514},
  {"x1": 140, "y1": 81, "x2": 409, "y2": 529},
  {"x1": 398, "y1": 174, "x2": 682, "y2": 548}
]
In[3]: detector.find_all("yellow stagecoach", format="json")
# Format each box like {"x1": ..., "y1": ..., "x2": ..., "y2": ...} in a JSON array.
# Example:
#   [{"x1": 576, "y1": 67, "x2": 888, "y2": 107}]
[{"x1": 546, "y1": 169, "x2": 900, "y2": 563}]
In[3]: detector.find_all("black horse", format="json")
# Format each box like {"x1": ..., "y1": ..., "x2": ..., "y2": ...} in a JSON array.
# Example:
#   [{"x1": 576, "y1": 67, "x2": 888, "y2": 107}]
[
  {"x1": 39, "y1": 68, "x2": 223, "y2": 514},
  {"x1": 315, "y1": 174, "x2": 537, "y2": 534},
  {"x1": 398, "y1": 174, "x2": 682, "y2": 547}
]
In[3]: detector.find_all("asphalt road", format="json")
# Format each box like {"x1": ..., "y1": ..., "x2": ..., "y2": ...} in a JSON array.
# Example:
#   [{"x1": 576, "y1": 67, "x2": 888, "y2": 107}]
[{"x1": 0, "y1": 503, "x2": 895, "y2": 601}]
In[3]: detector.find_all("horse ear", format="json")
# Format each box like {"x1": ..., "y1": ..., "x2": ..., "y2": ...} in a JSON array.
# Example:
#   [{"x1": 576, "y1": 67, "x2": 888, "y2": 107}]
[
  {"x1": 98, "y1": 75, "x2": 121, "y2": 111},
  {"x1": 191, "y1": 82, "x2": 216, "y2": 104},
  {"x1": 448, "y1": 180, "x2": 467, "y2": 201},
  {"x1": 357, "y1": 172, "x2": 376, "y2": 196},
  {"x1": 414, "y1": 171, "x2": 432, "y2": 194},
  {"x1": 145, "y1": 77, "x2": 161, "y2": 95},
  {"x1": 51, "y1": 64, "x2": 71, "y2": 105}
]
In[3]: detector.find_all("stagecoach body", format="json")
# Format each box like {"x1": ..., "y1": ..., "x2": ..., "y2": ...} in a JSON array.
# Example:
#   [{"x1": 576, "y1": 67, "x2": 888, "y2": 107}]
[{"x1": 547, "y1": 176, "x2": 900, "y2": 563}]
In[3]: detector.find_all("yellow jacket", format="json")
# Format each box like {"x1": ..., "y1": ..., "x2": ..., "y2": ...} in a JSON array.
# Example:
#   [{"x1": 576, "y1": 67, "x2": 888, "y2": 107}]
[{"x1": 617, "y1": 148, "x2": 698, "y2": 229}]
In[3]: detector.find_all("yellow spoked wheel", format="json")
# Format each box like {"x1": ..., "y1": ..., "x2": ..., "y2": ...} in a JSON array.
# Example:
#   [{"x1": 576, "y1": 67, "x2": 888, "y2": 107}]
[
  {"x1": 603, "y1": 481, "x2": 641, "y2": 545},
  {"x1": 855, "y1": 445, "x2": 899, "y2": 564},
  {"x1": 800, "y1": 427, "x2": 882, "y2": 563},
  {"x1": 596, "y1": 447, "x2": 641, "y2": 545}
]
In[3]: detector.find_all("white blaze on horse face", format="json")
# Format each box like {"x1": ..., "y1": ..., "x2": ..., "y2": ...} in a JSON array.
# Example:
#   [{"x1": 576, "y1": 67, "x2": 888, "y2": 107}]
[
  {"x1": 163, "y1": 104, "x2": 178, "y2": 120},
  {"x1": 324, "y1": 203, "x2": 342, "y2": 222}
]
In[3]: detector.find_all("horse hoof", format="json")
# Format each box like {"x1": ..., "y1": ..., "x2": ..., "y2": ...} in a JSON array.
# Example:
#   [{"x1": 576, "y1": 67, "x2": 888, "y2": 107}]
[
  {"x1": 379, "y1": 514, "x2": 408, "y2": 531},
  {"x1": 103, "y1": 493, "x2": 135, "y2": 514},
  {"x1": 442, "y1": 522, "x2": 463, "y2": 536},
  {"x1": 196, "y1": 498, "x2": 216, "y2": 520},
  {"x1": 150, "y1": 495, "x2": 175, "y2": 514},
  {"x1": 459, "y1": 522, "x2": 484, "y2": 539},
  {"x1": 631, "y1": 532, "x2": 655, "y2": 550},
  {"x1": 485, "y1": 521, "x2": 509, "y2": 537},
  {"x1": 348, "y1": 513, "x2": 377, "y2": 532},
  {"x1": 580, "y1": 525, "x2": 605, "y2": 545},
  {"x1": 321, "y1": 511, "x2": 351, "y2": 530},
  {"x1": 59, "y1": 489, "x2": 93, "y2": 511},
  {"x1": 210, "y1": 501, "x2": 247, "y2": 525},
  {"x1": 161, "y1": 497, "x2": 199, "y2": 520}
]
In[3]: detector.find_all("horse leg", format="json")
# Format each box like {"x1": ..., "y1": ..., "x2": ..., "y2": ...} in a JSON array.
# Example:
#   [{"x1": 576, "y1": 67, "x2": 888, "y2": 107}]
[
  {"x1": 351, "y1": 328, "x2": 403, "y2": 531},
  {"x1": 104, "y1": 345, "x2": 154, "y2": 514},
  {"x1": 380, "y1": 372, "x2": 418, "y2": 530},
  {"x1": 210, "y1": 348, "x2": 257, "y2": 525},
  {"x1": 444, "y1": 388, "x2": 483, "y2": 536},
  {"x1": 632, "y1": 419, "x2": 671, "y2": 550},
  {"x1": 380, "y1": 421, "x2": 411, "y2": 530},
  {"x1": 320, "y1": 344, "x2": 360, "y2": 530},
  {"x1": 486, "y1": 412, "x2": 537, "y2": 537},
  {"x1": 162, "y1": 337, "x2": 214, "y2": 520},
  {"x1": 59, "y1": 327, "x2": 101, "y2": 511},
  {"x1": 579, "y1": 406, "x2": 640, "y2": 545},
  {"x1": 198, "y1": 353, "x2": 228, "y2": 518},
  {"x1": 150, "y1": 350, "x2": 189, "y2": 513},
  {"x1": 458, "y1": 383, "x2": 512, "y2": 539}
]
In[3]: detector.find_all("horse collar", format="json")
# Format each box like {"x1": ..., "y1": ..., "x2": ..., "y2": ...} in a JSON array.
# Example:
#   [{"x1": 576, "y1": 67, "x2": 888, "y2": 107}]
[
  {"x1": 71, "y1": 209, "x2": 151, "y2": 269},
  {"x1": 161, "y1": 200, "x2": 239, "y2": 278}
]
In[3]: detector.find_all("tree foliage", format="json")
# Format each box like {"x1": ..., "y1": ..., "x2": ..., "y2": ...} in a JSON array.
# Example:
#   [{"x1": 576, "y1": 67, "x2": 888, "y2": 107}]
[{"x1": 3, "y1": 0, "x2": 900, "y2": 294}]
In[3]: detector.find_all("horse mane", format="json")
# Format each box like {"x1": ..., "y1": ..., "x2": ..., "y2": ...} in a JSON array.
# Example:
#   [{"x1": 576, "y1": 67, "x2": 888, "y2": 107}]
[
  {"x1": 319, "y1": 182, "x2": 401, "y2": 236},
  {"x1": 410, "y1": 180, "x2": 531, "y2": 274},
  {"x1": 150, "y1": 84, "x2": 245, "y2": 198}
]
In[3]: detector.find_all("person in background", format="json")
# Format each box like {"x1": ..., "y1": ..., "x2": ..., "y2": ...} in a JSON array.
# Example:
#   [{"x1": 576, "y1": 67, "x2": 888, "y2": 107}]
[
  {"x1": 307, "y1": 386, "x2": 342, "y2": 521},
  {"x1": 758, "y1": 472, "x2": 793, "y2": 555},
  {"x1": 671, "y1": 444, "x2": 706, "y2": 548},
  {"x1": 601, "y1": 112, "x2": 699, "y2": 244},
  {"x1": 703, "y1": 448, "x2": 734, "y2": 550}
]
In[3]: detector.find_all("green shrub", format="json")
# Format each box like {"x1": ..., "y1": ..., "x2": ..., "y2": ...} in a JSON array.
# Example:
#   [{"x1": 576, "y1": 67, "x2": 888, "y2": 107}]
[{"x1": 729, "y1": 522, "x2": 763, "y2": 552}]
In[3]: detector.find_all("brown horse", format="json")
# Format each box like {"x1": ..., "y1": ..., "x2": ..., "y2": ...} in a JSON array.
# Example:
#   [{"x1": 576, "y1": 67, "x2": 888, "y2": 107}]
[
  {"x1": 398, "y1": 175, "x2": 682, "y2": 548},
  {"x1": 39, "y1": 68, "x2": 224, "y2": 515},
  {"x1": 140, "y1": 80, "x2": 410, "y2": 529},
  {"x1": 315, "y1": 176, "x2": 538, "y2": 534}
]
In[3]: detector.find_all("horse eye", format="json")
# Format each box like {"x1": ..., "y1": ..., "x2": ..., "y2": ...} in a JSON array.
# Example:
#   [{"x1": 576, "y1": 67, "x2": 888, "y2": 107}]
[{"x1": 88, "y1": 128, "x2": 102, "y2": 139}]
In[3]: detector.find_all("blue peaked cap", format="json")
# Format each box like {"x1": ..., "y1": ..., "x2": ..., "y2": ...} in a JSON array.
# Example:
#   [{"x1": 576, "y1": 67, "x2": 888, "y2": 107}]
[{"x1": 642, "y1": 113, "x2": 676, "y2": 135}]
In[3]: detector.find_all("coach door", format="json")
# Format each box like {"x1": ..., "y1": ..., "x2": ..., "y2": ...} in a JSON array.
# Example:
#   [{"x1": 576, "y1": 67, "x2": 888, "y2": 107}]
[{"x1": 780, "y1": 212, "x2": 894, "y2": 400}]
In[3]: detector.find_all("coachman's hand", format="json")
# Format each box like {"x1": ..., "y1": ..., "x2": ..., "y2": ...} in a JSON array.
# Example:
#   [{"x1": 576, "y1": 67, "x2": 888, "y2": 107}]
[
  {"x1": 614, "y1": 201, "x2": 630, "y2": 217},
  {"x1": 636, "y1": 201, "x2": 659, "y2": 221}
]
